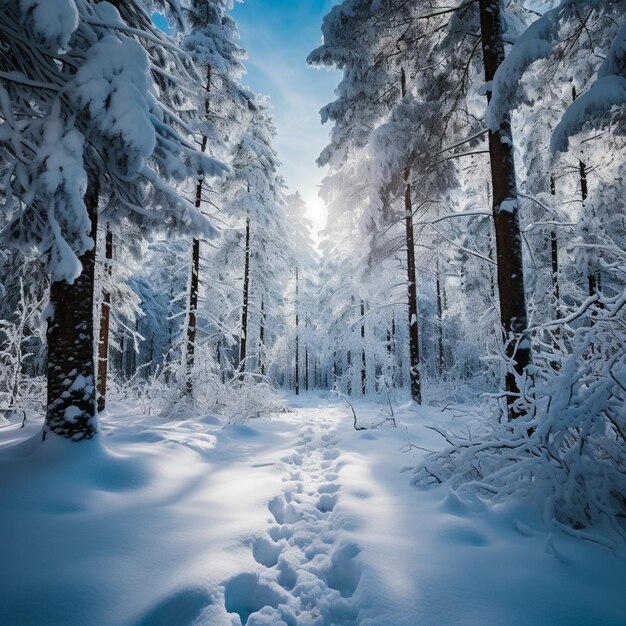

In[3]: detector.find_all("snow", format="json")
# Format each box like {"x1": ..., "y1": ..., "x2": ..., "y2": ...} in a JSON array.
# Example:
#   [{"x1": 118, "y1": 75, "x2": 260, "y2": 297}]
[
  {"x1": 19, "y1": 0, "x2": 79, "y2": 50},
  {"x1": 1, "y1": 397, "x2": 624, "y2": 625},
  {"x1": 551, "y1": 19, "x2": 626, "y2": 153},
  {"x1": 72, "y1": 35, "x2": 156, "y2": 178},
  {"x1": 498, "y1": 198, "x2": 519, "y2": 214}
]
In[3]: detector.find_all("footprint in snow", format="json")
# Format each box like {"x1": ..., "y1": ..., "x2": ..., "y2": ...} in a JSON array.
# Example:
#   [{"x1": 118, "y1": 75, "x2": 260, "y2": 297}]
[
  {"x1": 229, "y1": 416, "x2": 362, "y2": 624},
  {"x1": 323, "y1": 448, "x2": 341, "y2": 461},
  {"x1": 251, "y1": 535, "x2": 283, "y2": 568},
  {"x1": 317, "y1": 493, "x2": 338, "y2": 513},
  {"x1": 223, "y1": 573, "x2": 288, "y2": 625},
  {"x1": 134, "y1": 587, "x2": 214, "y2": 626}
]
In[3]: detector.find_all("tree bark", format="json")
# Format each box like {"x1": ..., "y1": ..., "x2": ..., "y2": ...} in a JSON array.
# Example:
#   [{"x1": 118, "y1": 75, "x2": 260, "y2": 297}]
[
  {"x1": 96, "y1": 227, "x2": 113, "y2": 412},
  {"x1": 185, "y1": 67, "x2": 211, "y2": 393},
  {"x1": 436, "y1": 258, "x2": 444, "y2": 378},
  {"x1": 479, "y1": 0, "x2": 530, "y2": 420},
  {"x1": 360, "y1": 300, "x2": 366, "y2": 395},
  {"x1": 404, "y1": 174, "x2": 422, "y2": 403},
  {"x1": 239, "y1": 216, "x2": 251, "y2": 377},
  {"x1": 45, "y1": 174, "x2": 99, "y2": 441},
  {"x1": 186, "y1": 237, "x2": 200, "y2": 391},
  {"x1": 216, "y1": 338, "x2": 225, "y2": 383},
  {"x1": 401, "y1": 69, "x2": 422, "y2": 404},
  {"x1": 549, "y1": 176, "x2": 561, "y2": 315},
  {"x1": 295, "y1": 265, "x2": 300, "y2": 395},
  {"x1": 305, "y1": 345, "x2": 309, "y2": 392},
  {"x1": 258, "y1": 295, "x2": 265, "y2": 376}
]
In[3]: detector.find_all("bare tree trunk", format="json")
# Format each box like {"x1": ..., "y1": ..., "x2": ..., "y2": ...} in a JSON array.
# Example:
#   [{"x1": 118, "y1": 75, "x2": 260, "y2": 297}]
[
  {"x1": 185, "y1": 66, "x2": 211, "y2": 393},
  {"x1": 479, "y1": 0, "x2": 530, "y2": 420},
  {"x1": 295, "y1": 266, "x2": 300, "y2": 395},
  {"x1": 405, "y1": 172, "x2": 422, "y2": 402},
  {"x1": 216, "y1": 339, "x2": 225, "y2": 384},
  {"x1": 186, "y1": 238, "x2": 200, "y2": 391},
  {"x1": 239, "y1": 216, "x2": 251, "y2": 377},
  {"x1": 305, "y1": 345, "x2": 309, "y2": 392},
  {"x1": 360, "y1": 300, "x2": 366, "y2": 395},
  {"x1": 258, "y1": 295, "x2": 265, "y2": 376},
  {"x1": 436, "y1": 258, "x2": 444, "y2": 378},
  {"x1": 549, "y1": 175, "x2": 561, "y2": 316},
  {"x1": 97, "y1": 227, "x2": 113, "y2": 412},
  {"x1": 487, "y1": 228, "x2": 496, "y2": 300},
  {"x1": 119, "y1": 333, "x2": 126, "y2": 377},
  {"x1": 572, "y1": 88, "x2": 598, "y2": 300},
  {"x1": 45, "y1": 173, "x2": 99, "y2": 441},
  {"x1": 401, "y1": 69, "x2": 422, "y2": 403},
  {"x1": 129, "y1": 319, "x2": 138, "y2": 377}
]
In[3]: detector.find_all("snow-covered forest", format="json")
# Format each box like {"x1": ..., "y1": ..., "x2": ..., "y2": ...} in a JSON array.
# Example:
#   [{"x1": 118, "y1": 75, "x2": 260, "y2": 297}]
[{"x1": 1, "y1": 0, "x2": 625, "y2": 624}]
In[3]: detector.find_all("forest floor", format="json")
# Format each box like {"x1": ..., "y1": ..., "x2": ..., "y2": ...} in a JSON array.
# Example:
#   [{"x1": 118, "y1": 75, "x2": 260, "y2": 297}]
[{"x1": 1, "y1": 395, "x2": 625, "y2": 625}]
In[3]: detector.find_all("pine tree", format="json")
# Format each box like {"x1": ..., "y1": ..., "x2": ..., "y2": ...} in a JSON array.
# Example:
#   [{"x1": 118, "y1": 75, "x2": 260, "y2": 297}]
[{"x1": 0, "y1": 1, "x2": 225, "y2": 440}]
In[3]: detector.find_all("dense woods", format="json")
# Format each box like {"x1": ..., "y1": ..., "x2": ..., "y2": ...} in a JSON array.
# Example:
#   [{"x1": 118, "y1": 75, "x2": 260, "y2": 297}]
[{"x1": 1, "y1": 0, "x2": 625, "y2": 542}]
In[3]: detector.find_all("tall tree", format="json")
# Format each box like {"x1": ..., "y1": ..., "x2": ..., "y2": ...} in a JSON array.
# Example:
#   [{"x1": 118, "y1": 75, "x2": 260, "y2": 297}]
[
  {"x1": 478, "y1": 0, "x2": 530, "y2": 418},
  {"x1": 181, "y1": 0, "x2": 249, "y2": 391},
  {"x1": 0, "y1": 1, "x2": 225, "y2": 440},
  {"x1": 96, "y1": 227, "x2": 113, "y2": 412}
]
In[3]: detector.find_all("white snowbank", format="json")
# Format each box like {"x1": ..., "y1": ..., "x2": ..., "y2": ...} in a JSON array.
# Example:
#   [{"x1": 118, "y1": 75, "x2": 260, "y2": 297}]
[{"x1": 0, "y1": 397, "x2": 624, "y2": 624}]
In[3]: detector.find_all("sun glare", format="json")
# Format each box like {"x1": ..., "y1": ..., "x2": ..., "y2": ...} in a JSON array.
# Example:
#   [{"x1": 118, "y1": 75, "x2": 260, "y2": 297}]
[{"x1": 303, "y1": 192, "x2": 328, "y2": 242}]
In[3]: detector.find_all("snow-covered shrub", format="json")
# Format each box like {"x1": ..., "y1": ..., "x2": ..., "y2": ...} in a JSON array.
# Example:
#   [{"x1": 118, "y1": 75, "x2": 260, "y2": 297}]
[
  {"x1": 216, "y1": 378, "x2": 286, "y2": 423},
  {"x1": 413, "y1": 288, "x2": 626, "y2": 540},
  {"x1": 112, "y1": 339, "x2": 285, "y2": 423},
  {"x1": 0, "y1": 279, "x2": 46, "y2": 422}
]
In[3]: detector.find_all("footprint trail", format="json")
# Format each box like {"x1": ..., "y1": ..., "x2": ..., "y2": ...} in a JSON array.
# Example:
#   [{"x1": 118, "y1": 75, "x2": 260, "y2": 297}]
[{"x1": 221, "y1": 413, "x2": 362, "y2": 625}]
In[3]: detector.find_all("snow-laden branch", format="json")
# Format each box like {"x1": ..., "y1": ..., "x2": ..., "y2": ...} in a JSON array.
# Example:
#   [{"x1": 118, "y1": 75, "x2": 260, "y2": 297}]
[{"x1": 417, "y1": 210, "x2": 492, "y2": 225}]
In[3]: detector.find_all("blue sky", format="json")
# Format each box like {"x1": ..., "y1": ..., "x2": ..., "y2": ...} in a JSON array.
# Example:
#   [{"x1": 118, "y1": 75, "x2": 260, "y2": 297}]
[
  {"x1": 154, "y1": 1, "x2": 338, "y2": 235},
  {"x1": 231, "y1": 0, "x2": 339, "y2": 235}
]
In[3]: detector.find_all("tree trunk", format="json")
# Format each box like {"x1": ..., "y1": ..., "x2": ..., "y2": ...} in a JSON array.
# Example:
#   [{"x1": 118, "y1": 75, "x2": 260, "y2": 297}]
[
  {"x1": 305, "y1": 345, "x2": 309, "y2": 392},
  {"x1": 570, "y1": 86, "x2": 600, "y2": 305},
  {"x1": 258, "y1": 295, "x2": 265, "y2": 376},
  {"x1": 216, "y1": 338, "x2": 225, "y2": 384},
  {"x1": 186, "y1": 237, "x2": 200, "y2": 392},
  {"x1": 45, "y1": 174, "x2": 99, "y2": 441},
  {"x1": 239, "y1": 216, "x2": 251, "y2": 376},
  {"x1": 404, "y1": 173, "x2": 422, "y2": 403},
  {"x1": 119, "y1": 333, "x2": 126, "y2": 377},
  {"x1": 295, "y1": 265, "x2": 299, "y2": 395},
  {"x1": 96, "y1": 227, "x2": 113, "y2": 412},
  {"x1": 360, "y1": 300, "x2": 366, "y2": 395},
  {"x1": 401, "y1": 70, "x2": 422, "y2": 404},
  {"x1": 549, "y1": 176, "x2": 561, "y2": 315},
  {"x1": 479, "y1": 0, "x2": 530, "y2": 420},
  {"x1": 129, "y1": 319, "x2": 138, "y2": 377},
  {"x1": 185, "y1": 66, "x2": 211, "y2": 393},
  {"x1": 436, "y1": 258, "x2": 444, "y2": 377}
]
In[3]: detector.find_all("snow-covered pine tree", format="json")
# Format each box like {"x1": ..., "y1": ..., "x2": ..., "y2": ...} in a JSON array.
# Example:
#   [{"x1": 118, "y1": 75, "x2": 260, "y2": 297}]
[
  {"x1": 180, "y1": 0, "x2": 251, "y2": 393},
  {"x1": 0, "y1": 0, "x2": 225, "y2": 440}
]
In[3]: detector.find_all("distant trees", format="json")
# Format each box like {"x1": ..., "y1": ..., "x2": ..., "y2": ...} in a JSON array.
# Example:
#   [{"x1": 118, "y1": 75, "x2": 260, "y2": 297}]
[
  {"x1": 0, "y1": 0, "x2": 623, "y2": 491},
  {"x1": 309, "y1": 0, "x2": 626, "y2": 535},
  {"x1": 181, "y1": 0, "x2": 249, "y2": 393},
  {"x1": 308, "y1": 0, "x2": 625, "y2": 421}
]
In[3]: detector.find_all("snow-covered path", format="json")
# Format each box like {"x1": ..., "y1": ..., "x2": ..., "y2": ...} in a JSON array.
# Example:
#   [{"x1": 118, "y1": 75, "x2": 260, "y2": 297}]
[
  {"x1": 220, "y1": 408, "x2": 363, "y2": 625},
  {"x1": 1, "y1": 398, "x2": 625, "y2": 625}
]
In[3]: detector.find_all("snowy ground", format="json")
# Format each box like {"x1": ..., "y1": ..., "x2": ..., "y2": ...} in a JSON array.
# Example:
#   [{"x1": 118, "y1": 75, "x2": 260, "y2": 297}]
[{"x1": 1, "y1": 395, "x2": 625, "y2": 625}]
